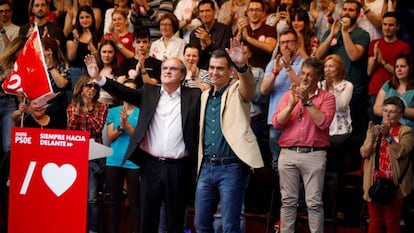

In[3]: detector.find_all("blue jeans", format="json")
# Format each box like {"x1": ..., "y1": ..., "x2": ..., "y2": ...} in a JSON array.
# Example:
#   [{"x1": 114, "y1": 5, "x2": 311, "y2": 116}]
[
  {"x1": 195, "y1": 162, "x2": 249, "y2": 233},
  {"x1": 269, "y1": 127, "x2": 283, "y2": 171}
]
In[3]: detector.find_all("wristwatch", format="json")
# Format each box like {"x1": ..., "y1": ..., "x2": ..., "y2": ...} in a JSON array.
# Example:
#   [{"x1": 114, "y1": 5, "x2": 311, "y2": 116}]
[
  {"x1": 235, "y1": 64, "x2": 249, "y2": 73},
  {"x1": 116, "y1": 43, "x2": 124, "y2": 50},
  {"x1": 0, "y1": 29, "x2": 5, "y2": 34},
  {"x1": 303, "y1": 100, "x2": 313, "y2": 107},
  {"x1": 117, "y1": 125, "x2": 124, "y2": 132},
  {"x1": 385, "y1": 136, "x2": 394, "y2": 144}
]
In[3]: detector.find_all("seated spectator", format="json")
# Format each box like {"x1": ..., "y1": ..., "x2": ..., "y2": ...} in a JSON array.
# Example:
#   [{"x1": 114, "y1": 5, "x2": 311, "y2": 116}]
[{"x1": 373, "y1": 54, "x2": 414, "y2": 129}]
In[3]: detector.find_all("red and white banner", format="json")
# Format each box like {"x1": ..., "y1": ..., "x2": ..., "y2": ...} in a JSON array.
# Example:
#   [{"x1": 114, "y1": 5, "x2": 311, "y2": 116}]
[
  {"x1": 1, "y1": 26, "x2": 54, "y2": 100},
  {"x1": 8, "y1": 127, "x2": 89, "y2": 233}
]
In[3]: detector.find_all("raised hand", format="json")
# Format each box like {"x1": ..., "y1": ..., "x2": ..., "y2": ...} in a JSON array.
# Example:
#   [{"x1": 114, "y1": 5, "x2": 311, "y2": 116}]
[
  {"x1": 225, "y1": 37, "x2": 245, "y2": 67},
  {"x1": 84, "y1": 54, "x2": 101, "y2": 80}
]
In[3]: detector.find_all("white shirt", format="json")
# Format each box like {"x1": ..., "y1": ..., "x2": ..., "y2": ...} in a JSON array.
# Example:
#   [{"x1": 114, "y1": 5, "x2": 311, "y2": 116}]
[
  {"x1": 0, "y1": 22, "x2": 19, "y2": 53},
  {"x1": 140, "y1": 86, "x2": 187, "y2": 159},
  {"x1": 150, "y1": 35, "x2": 186, "y2": 61}
]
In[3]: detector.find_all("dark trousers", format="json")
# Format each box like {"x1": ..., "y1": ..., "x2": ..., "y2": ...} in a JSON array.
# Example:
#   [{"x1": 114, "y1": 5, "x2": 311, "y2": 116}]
[
  {"x1": 105, "y1": 166, "x2": 141, "y2": 233},
  {"x1": 140, "y1": 156, "x2": 192, "y2": 233}
]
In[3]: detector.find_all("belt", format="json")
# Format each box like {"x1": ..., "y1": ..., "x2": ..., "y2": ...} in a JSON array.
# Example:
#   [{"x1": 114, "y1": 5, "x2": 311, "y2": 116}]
[
  {"x1": 145, "y1": 154, "x2": 188, "y2": 164},
  {"x1": 284, "y1": 146, "x2": 327, "y2": 153},
  {"x1": 203, "y1": 156, "x2": 240, "y2": 165}
]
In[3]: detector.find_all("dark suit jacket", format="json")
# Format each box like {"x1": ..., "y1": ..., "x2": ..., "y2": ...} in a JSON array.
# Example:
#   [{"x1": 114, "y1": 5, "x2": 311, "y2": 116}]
[{"x1": 102, "y1": 79, "x2": 201, "y2": 166}]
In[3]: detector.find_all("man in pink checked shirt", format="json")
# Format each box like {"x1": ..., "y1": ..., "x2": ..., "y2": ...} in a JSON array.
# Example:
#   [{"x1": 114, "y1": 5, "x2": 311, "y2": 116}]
[{"x1": 272, "y1": 58, "x2": 335, "y2": 233}]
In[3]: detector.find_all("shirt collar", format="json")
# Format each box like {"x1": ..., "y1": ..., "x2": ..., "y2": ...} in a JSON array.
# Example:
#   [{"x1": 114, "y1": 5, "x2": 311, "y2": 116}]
[{"x1": 160, "y1": 85, "x2": 182, "y2": 97}]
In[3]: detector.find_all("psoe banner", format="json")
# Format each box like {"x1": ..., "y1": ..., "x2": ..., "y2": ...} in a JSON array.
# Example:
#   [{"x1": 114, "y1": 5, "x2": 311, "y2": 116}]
[{"x1": 8, "y1": 127, "x2": 89, "y2": 233}]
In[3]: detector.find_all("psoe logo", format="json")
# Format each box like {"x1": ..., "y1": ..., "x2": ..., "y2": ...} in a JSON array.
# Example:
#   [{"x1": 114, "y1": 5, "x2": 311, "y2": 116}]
[{"x1": 15, "y1": 132, "x2": 32, "y2": 145}]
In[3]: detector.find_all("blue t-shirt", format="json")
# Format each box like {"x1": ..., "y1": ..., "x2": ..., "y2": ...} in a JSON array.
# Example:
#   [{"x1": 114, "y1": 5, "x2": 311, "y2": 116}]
[
  {"x1": 106, "y1": 106, "x2": 140, "y2": 168},
  {"x1": 382, "y1": 80, "x2": 414, "y2": 128}
]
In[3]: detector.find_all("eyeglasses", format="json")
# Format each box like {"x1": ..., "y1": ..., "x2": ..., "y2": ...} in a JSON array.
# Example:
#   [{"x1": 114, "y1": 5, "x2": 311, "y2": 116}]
[
  {"x1": 161, "y1": 66, "x2": 180, "y2": 71},
  {"x1": 248, "y1": 8, "x2": 263, "y2": 12},
  {"x1": 160, "y1": 23, "x2": 172, "y2": 27},
  {"x1": 0, "y1": 9, "x2": 11, "y2": 14},
  {"x1": 382, "y1": 109, "x2": 399, "y2": 114},
  {"x1": 85, "y1": 83, "x2": 98, "y2": 89},
  {"x1": 280, "y1": 40, "x2": 297, "y2": 45}
]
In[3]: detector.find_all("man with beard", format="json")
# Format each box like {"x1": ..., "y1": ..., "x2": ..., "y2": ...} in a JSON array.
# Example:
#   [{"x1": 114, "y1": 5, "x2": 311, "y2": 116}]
[
  {"x1": 261, "y1": 30, "x2": 304, "y2": 172},
  {"x1": 273, "y1": 58, "x2": 335, "y2": 233},
  {"x1": 236, "y1": 0, "x2": 276, "y2": 70},
  {"x1": 315, "y1": 0, "x2": 369, "y2": 138},
  {"x1": 18, "y1": 0, "x2": 62, "y2": 43}
]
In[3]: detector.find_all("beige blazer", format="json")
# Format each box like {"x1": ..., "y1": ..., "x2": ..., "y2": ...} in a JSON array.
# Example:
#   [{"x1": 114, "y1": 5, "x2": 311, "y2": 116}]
[
  {"x1": 361, "y1": 125, "x2": 414, "y2": 201},
  {"x1": 197, "y1": 70, "x2": 264, "y2": 173}
]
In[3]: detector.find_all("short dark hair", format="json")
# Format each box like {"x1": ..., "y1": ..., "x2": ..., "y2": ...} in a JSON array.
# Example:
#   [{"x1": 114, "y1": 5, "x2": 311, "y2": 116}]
[
  {"x1": 248, "y1": 0, "x2": 265, "y2": 10},
  {"x1": 279, "y1": 29, "x2": 298, "y2": 41},
  {"x1": 133, "y1": 27, "x2": 151, "y2": 41},
  {"x1": 183, "y1": 43, "x2": 201, "y2": 56},
  {"x1": 343, "y1": 0, "x2": 362, "y2": 14},
  {"x1": 383, "y1": 96, "x2": 405, "y2": 114},
  {"x1": 382, "y1": 11, "x2": 399, "y2": 24},
  {"x1": 302, "y1": 58, "x2": 324, "y2": 79},
  {"x1": 198, "y1": 0, "x2": 215, "y2": 10},
  {"x1": 0, "y1": 0, "x2": 12, "y2": 9},
  {"x1": 210, "y1": 49, "x2": 233, "y2": 68}
]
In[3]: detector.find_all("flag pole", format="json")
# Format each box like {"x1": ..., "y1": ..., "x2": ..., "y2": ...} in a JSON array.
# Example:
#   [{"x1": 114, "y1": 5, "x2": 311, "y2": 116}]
[{"x1": 20, "y1": 97, "x2": 26, "y2": 127}]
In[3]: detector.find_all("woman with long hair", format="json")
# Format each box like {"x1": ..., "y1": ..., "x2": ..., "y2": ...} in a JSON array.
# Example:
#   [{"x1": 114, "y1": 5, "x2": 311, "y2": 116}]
[
  {"x1": 42, "y1": 37, "x2": 71, "y2": 129},
  {"x1": 63, "y1": 0, "x2": 102, "y2": 38},
  {"x1": 66, "y1": 5, "x2": 99, "y2": 100},
  {"x1": 0, "y1": 36, "x2": 26, "y2": 209},
  {"x1": 290, "y1": 7, "x2": 318, "y2": 58},
  {"x1": 67, "y1": 74, "x2": 108, "y2": 233},
  {"x1": 97, "y1": 39, "x2": 118, "y2": 106},
  {"x1": 374, "y1": 54, "x2": 414, "y2": 128}
]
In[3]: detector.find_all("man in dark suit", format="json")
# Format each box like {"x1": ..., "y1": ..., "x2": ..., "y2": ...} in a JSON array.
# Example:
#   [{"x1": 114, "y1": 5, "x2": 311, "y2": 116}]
[{"x1": 85, "y1": 54, "x2": 201, "y2": 233}]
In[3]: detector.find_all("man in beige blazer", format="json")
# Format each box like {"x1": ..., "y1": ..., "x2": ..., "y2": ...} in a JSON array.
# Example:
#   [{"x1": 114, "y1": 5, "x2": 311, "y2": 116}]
[{"x1": 194, "y1": 37, "x2": 264, "y2": 233}]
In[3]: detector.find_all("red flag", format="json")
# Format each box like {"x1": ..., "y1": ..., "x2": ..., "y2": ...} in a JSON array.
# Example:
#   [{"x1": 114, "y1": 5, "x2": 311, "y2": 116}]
[{"x1": 1, "y1": 26, "x2": 54, "y2": 100}]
